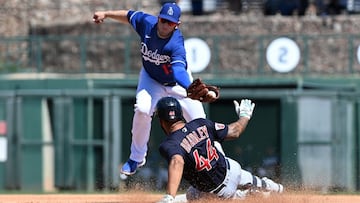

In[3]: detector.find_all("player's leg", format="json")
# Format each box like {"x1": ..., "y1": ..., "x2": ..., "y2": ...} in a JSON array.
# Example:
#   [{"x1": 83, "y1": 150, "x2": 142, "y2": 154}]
[
  {"x1": 165, "y1": 84, "x2": 206, "y2": 120},
  {"x1": 233, "y1": 158, "x2": 283, "y2": 194},
  {"x1": 177, "y1": 97, "x2": 206, "y2": 120},
  {"x1": 221, "y1": 158, "x2": 283, "y2": 200},
  {"x1": 238, "y1": 170, "x2": 283, "y2": 193},
  {"x1": 121, "y1": 68, "x2": 165, "y2": 175}
]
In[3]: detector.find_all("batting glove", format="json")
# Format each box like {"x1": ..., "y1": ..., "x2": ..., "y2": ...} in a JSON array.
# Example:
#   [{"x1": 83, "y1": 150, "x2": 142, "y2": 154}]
[
  {"x1": 157, "y1": 194, "x2": 174, "y2": 203},
  {"x1": 233, "y1": 99, "x2": 255, "y2": 119}
]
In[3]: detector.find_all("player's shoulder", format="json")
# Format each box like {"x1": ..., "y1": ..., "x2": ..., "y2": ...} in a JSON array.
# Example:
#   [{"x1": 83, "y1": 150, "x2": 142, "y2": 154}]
[
  {"x1": 128, "y1": 10, "x2": 142, "y2": 20},
  {"x1": 128, "y1": 10, "x2": 157, "y2": 24},
  {"x1": 171, "y1": 29, "x2": 184, "y2": 41}
]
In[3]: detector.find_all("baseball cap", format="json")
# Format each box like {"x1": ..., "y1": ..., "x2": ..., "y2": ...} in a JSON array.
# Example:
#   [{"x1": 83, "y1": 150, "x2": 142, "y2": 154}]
[{"x1": 158, "y1": 3, "x2": 181, "y2": 23}]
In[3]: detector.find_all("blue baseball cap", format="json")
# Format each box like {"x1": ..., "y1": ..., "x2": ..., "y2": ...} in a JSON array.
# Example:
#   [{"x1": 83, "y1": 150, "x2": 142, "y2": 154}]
[{"x1": 158, "y1": 3, "x2": 181, "y2": 23}]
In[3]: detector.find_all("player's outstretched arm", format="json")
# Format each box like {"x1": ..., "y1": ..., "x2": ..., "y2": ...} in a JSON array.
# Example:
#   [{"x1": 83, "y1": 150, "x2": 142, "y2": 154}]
[
  {"x1": 225, "y1": 99, "x2": 255, "y2": 140},
  {"x1": 157, "y1": 154, "x2": 184, "y2": 203},
  {"x1": 93, "y1": 10, "x2": 129, "y2": 24}
]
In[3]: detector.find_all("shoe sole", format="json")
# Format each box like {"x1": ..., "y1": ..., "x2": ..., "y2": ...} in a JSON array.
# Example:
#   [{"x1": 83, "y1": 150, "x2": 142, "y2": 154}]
[
  {"x1": 278, "y1": 184, "x2": 284, "y2": 193},
  {"x1": 119, "y1": 158, "x2": 146, "y2": 176},
  {"x1": 262, "y1": 177, "x2": 284, "y2": 193},
  {"x1": 138, "y1": 159, "x2": 146, "y2": 167},
  {"x1": 120, "y1": 169, "x2": 136, "y2": 176}
]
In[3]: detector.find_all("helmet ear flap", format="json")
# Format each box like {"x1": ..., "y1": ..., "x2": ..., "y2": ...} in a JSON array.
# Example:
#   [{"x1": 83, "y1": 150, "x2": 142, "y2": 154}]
[{"x1": 155, "y1": 96, "x2": 183, "y2": 121}]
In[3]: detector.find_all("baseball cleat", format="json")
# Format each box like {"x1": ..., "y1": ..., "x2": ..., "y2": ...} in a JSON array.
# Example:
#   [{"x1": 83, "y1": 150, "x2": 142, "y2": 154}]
[
  {"x1": 119, "y1": 173, "x2": 128, "y2": 180},
  {"x1": 261, "y1": 177, "x2": 284, "y2": 193},
  {"x1": 233, "y1": 189, "x2": 248, "y2": 200},
  {"x1": 138, "y1": 158, "x2": 146, "y2": 167},
  {"x1": 120, "y1": 159, "x2": 138, "y2": 175},
  {"x1": 120, "y1": 158, "x2": 146, "y2": 175}
]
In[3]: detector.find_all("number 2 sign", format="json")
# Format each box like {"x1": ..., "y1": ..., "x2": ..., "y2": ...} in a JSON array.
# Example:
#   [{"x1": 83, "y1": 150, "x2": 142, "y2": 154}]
[{"x1": 266, "y1": 37, "x2": 300, "y2": 73}]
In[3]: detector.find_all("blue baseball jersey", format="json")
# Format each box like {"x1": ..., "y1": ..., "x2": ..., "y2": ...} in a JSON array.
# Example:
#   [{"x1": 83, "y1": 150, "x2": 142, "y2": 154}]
[
  {"x1": 159, "y1": 118, "x2": 229, "y2": 192},
  {"x1": 127, "y1": 10, "x2": 189, "y2": 87}
]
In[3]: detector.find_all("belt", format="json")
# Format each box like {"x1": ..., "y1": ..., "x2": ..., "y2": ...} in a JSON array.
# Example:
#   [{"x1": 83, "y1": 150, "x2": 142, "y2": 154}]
[
  {"x1": 163, "y1": 82, "x2": 177, "y2": 87},
  {"x1": 211, "y1": 159, "x2": 230, "y2": 194}
]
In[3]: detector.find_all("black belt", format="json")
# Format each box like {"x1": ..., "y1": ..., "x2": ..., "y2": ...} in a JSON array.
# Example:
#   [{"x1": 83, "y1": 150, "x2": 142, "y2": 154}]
[
  {"x1": 163, "y1": 82, "x2": 177, "y2": 86},
  {"x1": 211, "y1": 159, "x2": 230, "y2": 194}
]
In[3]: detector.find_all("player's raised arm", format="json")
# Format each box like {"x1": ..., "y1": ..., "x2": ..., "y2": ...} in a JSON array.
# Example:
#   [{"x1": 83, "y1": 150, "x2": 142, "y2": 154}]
[
  {"x1": 225, "y1": 99, "x2": 255, "y2": 140},
  {"x1": 93, "y1": 10, "x2": 129, "y2": 24}
]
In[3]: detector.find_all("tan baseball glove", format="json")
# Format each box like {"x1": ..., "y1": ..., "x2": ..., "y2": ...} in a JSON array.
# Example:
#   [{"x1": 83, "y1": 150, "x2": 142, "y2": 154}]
[{"x1": 186, "y1": 78, "x2": 220, "y2": 103}]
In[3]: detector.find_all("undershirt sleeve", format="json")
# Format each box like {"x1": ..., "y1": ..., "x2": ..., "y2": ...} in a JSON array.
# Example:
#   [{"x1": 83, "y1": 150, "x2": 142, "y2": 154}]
[{"x1": 172, "y1": 63, "x2": 191, "y2": 88}]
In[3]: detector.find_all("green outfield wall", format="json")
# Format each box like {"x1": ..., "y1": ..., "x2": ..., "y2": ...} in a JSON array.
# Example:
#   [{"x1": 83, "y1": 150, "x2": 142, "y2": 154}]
[{"x1": 0, "y1": 76, "x2": 358, "y2": 192}]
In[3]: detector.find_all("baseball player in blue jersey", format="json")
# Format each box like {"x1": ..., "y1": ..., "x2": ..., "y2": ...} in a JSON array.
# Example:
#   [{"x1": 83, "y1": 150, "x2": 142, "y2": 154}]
[
  {"x1": 154, "y1": 97, "x2": 283, "y2": 202},
  {"x1": 93, "y1": 3, "x2": 219, "y2": 176}
]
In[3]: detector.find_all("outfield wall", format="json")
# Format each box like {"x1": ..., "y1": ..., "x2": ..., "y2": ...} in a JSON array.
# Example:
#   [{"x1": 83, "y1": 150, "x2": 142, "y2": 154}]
[{"x1": 0, "y1": 76, "x2": 358, "y2": 192}]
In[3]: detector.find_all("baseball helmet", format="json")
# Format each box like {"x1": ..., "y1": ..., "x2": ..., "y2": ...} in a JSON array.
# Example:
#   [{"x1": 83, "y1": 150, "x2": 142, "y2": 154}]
[{"x1": 155, "y1": 96, "x2": 183, "y2": 121}]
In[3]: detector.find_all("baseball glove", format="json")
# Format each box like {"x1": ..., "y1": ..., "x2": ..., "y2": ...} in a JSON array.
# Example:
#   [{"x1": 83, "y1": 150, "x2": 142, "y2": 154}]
[{"x1": 186, "y1": 78, "x2": 220, "y2": 103}]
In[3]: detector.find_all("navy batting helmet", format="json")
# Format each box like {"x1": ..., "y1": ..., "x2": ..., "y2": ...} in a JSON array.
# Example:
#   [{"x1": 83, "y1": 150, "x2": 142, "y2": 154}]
[{"x1": 155, "y1": 96, "x2": 183, "y2": 121}]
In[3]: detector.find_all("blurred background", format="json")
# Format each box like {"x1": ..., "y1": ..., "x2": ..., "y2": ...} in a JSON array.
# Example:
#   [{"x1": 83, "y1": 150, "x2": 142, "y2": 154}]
[{"x1": 0, "y1": 0, "x2": 360, "y2": 194}]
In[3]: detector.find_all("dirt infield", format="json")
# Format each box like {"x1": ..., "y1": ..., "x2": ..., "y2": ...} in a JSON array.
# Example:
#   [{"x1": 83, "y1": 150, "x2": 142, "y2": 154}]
[{"x1": 1, "y1": 192, "x2": 360, "y2": 203}]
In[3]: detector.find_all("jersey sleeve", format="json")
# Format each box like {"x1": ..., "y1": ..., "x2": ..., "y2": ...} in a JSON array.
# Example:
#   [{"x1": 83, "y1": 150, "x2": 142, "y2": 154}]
[
  {"x1": 172, "y1": 63, "x2": 191, "y2": 88},
  {"x1": 191, "y1": 118, "x2": 228, "y2": 143},
  {"x1": 170, "y1": 33, "x2": 191, "y2": 88},
  {"x1": 127, "y1": 10, "x2": 152, "y2": 36},
  {"x1": 207, "y1": 119, "x2": 228, "y2": 142},
  {"x1": 127, "y1": 10, "x2": 139, "y2": 26}
]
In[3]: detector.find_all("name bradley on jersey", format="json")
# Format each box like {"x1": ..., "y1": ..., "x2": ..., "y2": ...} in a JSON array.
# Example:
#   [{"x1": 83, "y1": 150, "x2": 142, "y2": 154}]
[
  {"x1": 141, "y1": 42, "x2": 170, "y2": 65},
  {"x1": 180, "y1": 125, "x2": 209, "y2": 153}
]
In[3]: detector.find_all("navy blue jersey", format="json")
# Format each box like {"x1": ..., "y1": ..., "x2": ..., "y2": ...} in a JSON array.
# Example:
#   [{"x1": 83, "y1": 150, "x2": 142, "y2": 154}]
[
  {"x1": 127, "y1": 10, "x2": 187, "y2": 85},
  {"x1": 159, "y1": 118, "x2": 229, "y2": 192}
]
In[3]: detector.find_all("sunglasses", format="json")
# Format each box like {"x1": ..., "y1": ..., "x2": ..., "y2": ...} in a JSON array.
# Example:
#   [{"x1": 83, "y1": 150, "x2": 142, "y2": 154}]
[{"x1": 159, "y1": 18, "x2": 177, "y2": 26}]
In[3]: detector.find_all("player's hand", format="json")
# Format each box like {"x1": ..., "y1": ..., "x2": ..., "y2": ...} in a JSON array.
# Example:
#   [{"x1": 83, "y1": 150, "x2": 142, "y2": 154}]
[
  {"x1": 157, "y1": 194, "x2": 174, "y2": 203},
  {"x1": 92, "y1": 12, "x2": 105, "y2": 24},
  {"x1": 234, "y1": 99, "x2": 255, "y2": 119}
]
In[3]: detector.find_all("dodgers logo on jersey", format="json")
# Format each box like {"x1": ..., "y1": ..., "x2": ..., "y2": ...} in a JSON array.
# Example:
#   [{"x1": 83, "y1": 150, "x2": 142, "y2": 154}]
[{"x1": 141, "y1": 42, "x2": 170, "y2": 65}]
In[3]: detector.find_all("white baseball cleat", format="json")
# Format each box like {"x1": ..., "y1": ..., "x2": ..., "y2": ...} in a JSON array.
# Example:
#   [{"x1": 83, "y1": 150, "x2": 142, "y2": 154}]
[
  {"x1": 233, "y1": 189, "x2": 248, "y2": 200},
  {"x1": 262, "y1": 177, "x2": 284, "y2": 193},
  {"x1": 120, "y1": 158, "x2": 147, "y2": 175}
]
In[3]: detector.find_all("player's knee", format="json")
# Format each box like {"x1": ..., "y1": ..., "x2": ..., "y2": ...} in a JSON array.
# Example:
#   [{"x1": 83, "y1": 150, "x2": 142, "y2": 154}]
[
  {"x1": 134, "y1": 99, "x2": 152, "y2": 115},
  {"x1": 135, "y1": 90, "x2": 152, "y2": 115},
  {"x1": 134, "y1": 104, "x2": 152, "y2": 115},
  {"x1": 134, "y1": 108, "x2": 153, "y2": 120}
]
